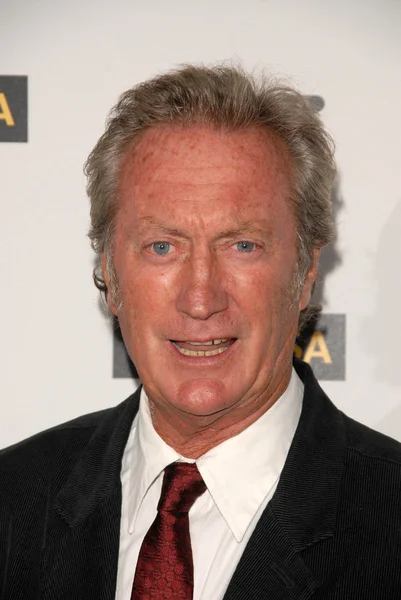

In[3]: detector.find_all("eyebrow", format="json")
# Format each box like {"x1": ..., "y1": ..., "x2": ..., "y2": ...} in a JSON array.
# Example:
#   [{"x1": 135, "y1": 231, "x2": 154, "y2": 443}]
[
  {"x1": 216, "y1": 222, "x2": 275, "y2": 239},
  {"x1": 137, "y1": 217, "x2": 275, "y2": 240},
  {"x1": 137, "y1": 217, "x2": 191, "y2": 239}
]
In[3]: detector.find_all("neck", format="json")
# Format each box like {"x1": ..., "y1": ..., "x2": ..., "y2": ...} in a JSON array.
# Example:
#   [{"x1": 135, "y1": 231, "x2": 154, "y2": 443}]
[{"x1": 148, "y1": 365, "x2": 293, "y2": 459}]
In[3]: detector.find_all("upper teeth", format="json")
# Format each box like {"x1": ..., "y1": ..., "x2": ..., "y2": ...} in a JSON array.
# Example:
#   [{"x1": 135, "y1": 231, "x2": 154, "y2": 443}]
[{"x1": 185, "y1": 338, "x2": 229, "y2": 346}]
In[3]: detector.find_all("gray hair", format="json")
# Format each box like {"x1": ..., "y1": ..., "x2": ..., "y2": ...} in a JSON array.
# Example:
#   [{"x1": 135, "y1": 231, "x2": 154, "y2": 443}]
[{"x1": 84, "y1": 63, "x2": 336, "y2": 330}]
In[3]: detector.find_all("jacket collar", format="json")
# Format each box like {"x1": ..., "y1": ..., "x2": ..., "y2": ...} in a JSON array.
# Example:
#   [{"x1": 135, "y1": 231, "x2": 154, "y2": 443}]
[
  {"x1": 271, "y1": 358, "x2": 345, "y2": 551},
  {"x1": 223, "y1": 359, "x2": 346, "y2": 599},
  {"x1": 53, "y1": 389, "x2": 141, "y2": 528}
]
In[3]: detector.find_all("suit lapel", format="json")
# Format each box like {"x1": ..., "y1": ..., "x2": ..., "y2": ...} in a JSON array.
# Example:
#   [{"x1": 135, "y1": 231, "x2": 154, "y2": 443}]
[
  {"x1": 224, "y1": 360, "x2": 346, "y2": 599},
  {"x1": 40, "y1": 389, "x2": 141, "y2": 600},
  {"x1": 40, "y1": 488, "x2": 122, "y2": 600},
  {"x1": 223, "y1": 504, "x2": 318, "y2": 600}
]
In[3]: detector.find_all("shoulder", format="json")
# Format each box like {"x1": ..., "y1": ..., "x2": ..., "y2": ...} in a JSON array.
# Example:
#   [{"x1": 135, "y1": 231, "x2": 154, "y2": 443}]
[
  {"x1": 298, "y1": 356, "x2": 401, "y2": 473},
  {"x1": 0, "y1": 408, "x2": 109, "y2": 500},
  {"x1": 0, "y1": 406, "x2": 110, "y2": 464},
  {"x1": 298, "y1": 358, "x2": 401, "y2": 528},
  {"x1": 0, "y1": 391, "x2": 139, "y2": 502},
  {"x1": 339, "y1": 414, "x2": 401, "y2": 532},
  {"x1": 343, "y1": 413, "x2": 401, "y2": 468}
]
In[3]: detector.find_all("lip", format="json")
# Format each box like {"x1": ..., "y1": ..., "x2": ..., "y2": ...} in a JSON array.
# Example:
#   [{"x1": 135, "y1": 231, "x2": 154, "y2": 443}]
[
  {"x1": 171, "y1": 337, "x2": 233, "y2": 344},
  {"x1": 168, "y1": 338, "x2": 238, "y2": 365}
]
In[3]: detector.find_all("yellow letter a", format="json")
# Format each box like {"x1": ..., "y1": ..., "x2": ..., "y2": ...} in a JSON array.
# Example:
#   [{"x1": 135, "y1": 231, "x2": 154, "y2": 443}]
[
  {"x1": 303, "y1": 331, "x2": 332, "y2": 364},
  {"x1": 0, "y1": 93, "x2": 15, "y2": 126}
]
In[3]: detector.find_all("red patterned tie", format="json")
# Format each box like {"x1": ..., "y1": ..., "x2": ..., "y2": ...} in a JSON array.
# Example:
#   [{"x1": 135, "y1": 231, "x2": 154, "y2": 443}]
[{"x1": 131, "y1": 462, "x2": 207, "y2": 600}]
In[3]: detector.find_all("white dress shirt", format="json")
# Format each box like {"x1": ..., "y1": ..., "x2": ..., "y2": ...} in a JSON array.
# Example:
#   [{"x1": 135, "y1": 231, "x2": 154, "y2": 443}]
[{"x1": 115, "y1": 368, "x2": 303, "y2": 600}]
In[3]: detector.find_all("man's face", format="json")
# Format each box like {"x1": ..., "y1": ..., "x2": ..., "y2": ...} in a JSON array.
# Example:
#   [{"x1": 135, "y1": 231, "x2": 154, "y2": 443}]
[{"x1": 104, "y1": 125, "x2": 316, "y2": 424}]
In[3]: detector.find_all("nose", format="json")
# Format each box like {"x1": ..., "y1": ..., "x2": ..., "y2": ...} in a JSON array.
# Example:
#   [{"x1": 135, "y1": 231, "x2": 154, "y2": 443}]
[{"x1": 175, "y1": 249, "x2": 229, "y2": 320}]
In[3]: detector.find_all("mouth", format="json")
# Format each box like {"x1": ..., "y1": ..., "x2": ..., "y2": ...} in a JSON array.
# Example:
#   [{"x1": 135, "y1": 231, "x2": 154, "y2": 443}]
[{"x1": 170, "y1": 338, "x2": 236, "y2": 357}]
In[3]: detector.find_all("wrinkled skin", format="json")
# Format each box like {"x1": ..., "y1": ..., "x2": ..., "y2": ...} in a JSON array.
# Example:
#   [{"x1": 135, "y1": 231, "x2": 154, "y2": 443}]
[{"x1": 103, "y1": 124, "x2": 318, "y2": 457}]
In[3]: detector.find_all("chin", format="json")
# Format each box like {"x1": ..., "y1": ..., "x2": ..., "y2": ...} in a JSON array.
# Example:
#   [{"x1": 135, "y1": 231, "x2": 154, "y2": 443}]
[{"x1": 166, "y1": 377, "x2": 240, "y2": 417}]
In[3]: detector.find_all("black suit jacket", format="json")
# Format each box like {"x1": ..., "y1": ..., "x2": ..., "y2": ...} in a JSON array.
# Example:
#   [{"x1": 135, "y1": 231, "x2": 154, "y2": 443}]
[{"x1": 1, "y1": 359, "x2": 401, "y2": 599}]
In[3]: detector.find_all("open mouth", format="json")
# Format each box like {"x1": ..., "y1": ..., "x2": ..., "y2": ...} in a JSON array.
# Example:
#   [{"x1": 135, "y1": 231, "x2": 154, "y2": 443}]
[{"x1": 170, "y1": 338, "x2": 236, "y2": 357}]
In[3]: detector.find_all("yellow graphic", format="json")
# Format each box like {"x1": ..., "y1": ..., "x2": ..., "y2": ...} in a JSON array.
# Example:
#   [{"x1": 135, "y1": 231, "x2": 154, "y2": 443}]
[
  {"x1": 303, "y1": 331, "x2": 332, "y2": 364},
  {"x1": 0, "y1": 93, "x2": 15, "y2": 126},
  {"x1": 293, "y1": 342, "x2": 303, "y2": 359}
]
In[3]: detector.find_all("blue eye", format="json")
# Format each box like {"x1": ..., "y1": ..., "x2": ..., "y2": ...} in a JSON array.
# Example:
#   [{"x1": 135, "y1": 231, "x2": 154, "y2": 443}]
[
  {"x1": 236, "y1": 241, "x2": 256, "y2": 252},
  {"x1": 152, "y1": 241, "x2": 171, "y2": 255}
]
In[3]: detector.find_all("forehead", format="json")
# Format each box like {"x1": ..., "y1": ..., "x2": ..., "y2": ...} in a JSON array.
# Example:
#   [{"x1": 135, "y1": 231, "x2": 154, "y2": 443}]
[{"x1": 119, "y1": 123, "x2": 292, "y2": 194}]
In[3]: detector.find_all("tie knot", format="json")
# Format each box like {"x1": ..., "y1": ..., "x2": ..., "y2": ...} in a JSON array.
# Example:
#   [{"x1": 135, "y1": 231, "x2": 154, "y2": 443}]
[{"x1": 158, "y1": 462, "x2": 206, "y2": 513}]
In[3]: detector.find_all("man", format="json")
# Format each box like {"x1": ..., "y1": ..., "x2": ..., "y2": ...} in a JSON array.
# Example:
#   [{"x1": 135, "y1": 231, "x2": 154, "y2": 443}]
[{"x1": 1, "y1": 64, "x2": 401, "y2": 600}]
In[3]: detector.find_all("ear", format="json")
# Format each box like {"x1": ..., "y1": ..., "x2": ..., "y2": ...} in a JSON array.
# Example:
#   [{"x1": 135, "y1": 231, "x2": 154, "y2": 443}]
[
  {"x1": 298, "y1": 247, "x2": 320, "y2": 312},
  {"x1": 101, "y1": 254, "x2": 119, "y2": 316}
]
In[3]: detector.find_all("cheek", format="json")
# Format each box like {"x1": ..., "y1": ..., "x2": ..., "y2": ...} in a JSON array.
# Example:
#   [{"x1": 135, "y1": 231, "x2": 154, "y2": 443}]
[
  {"x1": 117, "y1": 260, "x2": 176, "y2": 337},
  {"x1": 235, "y1": 262, "x2": 293, "y2": 307},
  {"x1": 242, "y1": 268, "x2": 298, "y2": 340}
]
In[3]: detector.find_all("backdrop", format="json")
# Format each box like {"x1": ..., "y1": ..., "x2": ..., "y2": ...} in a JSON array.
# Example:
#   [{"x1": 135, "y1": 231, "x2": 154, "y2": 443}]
[{"x1": 1, "y1": 0, "x2": 400, "y2": 448}]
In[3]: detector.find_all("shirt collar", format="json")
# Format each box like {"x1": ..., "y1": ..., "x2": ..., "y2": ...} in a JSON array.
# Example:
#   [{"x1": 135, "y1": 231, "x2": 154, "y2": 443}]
[
  {"x1": 127, "y1": 368, "x2": 303, "y2": 541},
  {"x1": 197, "y1": 368, "x2": 303, "y2": 541},
  {"x1": 127, "y1": 391, "x2": 181, "y2": 534}
]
